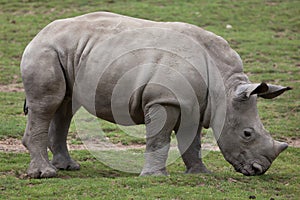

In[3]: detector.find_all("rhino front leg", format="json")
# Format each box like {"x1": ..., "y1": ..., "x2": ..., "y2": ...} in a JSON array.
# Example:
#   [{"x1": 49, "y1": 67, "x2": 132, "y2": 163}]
[
  {"x1": 48, "y1": 99, "x2": 80, "y2": 170},
  {"x1": 176, "y1": 126, "x2": 211, "y2": 174},
  {"x1": 140, "y1": 104, "x2": 180, "y2": 176}
]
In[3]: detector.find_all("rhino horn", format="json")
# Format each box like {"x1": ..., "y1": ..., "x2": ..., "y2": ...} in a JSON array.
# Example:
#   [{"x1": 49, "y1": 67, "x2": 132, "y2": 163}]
[{"x1": 274, "y1": 140, "x2": 288, "y2": 157}]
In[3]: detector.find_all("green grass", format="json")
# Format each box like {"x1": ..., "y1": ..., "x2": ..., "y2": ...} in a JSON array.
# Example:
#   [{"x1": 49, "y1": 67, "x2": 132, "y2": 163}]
[
  {"x1": 0, "y1": 0, "x2": 299, "y2": 199},
  {"x1": 0, "y1": 148, "x2": 299, "y2": 199},
  {"x1": 0, "y1": 92, "x2": 25, "y2": 139},
  {"x1": 0, "y1": 0, "x2": 299, "y2": 141}
]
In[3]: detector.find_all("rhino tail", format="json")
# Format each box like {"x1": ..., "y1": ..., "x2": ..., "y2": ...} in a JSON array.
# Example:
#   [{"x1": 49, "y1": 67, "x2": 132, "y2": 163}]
[{"x1": 23, "y1": 98, "x2": 28, "y2": 115}]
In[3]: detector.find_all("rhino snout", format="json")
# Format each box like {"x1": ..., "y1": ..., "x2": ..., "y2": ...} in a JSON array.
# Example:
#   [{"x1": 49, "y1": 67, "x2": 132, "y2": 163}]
[
  {"x1": 236, "y1": 161, "x2": 266, "y2": 176},
  {"x1": 235, "y1": 141, "x2": 288, "y2": 176},
  {"x1": 252, "y1": 162, "x2": 263, "y2": 175}
]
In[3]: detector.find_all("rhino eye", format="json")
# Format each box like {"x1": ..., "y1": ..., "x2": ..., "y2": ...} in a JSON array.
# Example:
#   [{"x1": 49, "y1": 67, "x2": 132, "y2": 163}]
[
  {"x1": 244, "y1": 130, "x2": 252, "y2": 138},
  {"x1": 242, "y1": 128, "x2": 254, "y2": 140}
]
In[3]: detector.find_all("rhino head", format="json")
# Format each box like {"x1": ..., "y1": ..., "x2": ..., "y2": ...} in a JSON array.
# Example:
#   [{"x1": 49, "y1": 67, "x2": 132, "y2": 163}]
[{"x1": 217, "y1": 82, "x2": 291, "y2": 176}]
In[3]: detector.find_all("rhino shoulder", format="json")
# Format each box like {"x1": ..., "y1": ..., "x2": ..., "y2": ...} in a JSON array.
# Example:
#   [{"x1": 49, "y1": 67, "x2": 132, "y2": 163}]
[
  {"x1": 168, "y1": 22, "x2": 244, "y2": 75},
  {"x1": 204, "y1": 31, "x2": 242, "y2": 69}
]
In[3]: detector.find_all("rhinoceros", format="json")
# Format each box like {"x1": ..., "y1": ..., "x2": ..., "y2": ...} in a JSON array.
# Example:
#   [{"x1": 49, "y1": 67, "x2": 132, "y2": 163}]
[{"x1": 21, "y1": 12, "x2": 291, "y2": 178}]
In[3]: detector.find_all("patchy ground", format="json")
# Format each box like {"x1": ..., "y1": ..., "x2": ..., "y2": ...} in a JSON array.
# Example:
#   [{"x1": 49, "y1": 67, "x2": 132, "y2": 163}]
[
  {"x1": 0, "y1": 138, "x2": 222, "y2": 152},
  {"x1": 0, "y1": 138, "x2": 145, "y2": 153},
  {"x1": 285, "y1": 137, "x2": 300, "y2": 148},
  {"x1": 0, "y1": 83, "x2": 24, "y2": 93},
  {"x1": 1, "y1": 137, "x2": 299, "y2": 153}
]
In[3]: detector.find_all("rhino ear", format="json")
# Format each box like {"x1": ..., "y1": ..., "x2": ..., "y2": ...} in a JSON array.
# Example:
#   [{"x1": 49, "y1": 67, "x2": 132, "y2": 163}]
[
  {"x1": 258, "y1": 84, "x2": 292, "y2": 99},
  {"x1": 235, "y1": 82, "x2": 269, "y2": 101},
  {"x1": 235, "y1": 82, "x2": 292, "y2": 101}
]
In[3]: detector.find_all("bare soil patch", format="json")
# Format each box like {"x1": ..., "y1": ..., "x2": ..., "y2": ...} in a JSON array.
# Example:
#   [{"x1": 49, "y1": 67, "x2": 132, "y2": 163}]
[
  {"x1": 0, "y1": 138, "x2": 146, "y2": 153},
  {"x1": 2, "y1": 137, "x2": 299, "y2": 153},
  {"x1": 0, "y1": 138, "x2": 86, "y2": 153},
  {"x1": 0, "y1": 83, "x2": 24, "y2": 92},
  {"x1": 0, "y1": 138, "x2": 221, "y2": 153},
  {"x1": 286, "y1": 137, "x2": 300, "y2": 148}
]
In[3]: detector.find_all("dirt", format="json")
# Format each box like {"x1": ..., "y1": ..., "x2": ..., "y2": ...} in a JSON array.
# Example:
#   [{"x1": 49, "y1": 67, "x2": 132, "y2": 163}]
[
  {"x1": 0, "y1": 138, "x2": 88, "y2": 153},
  {"x1": 1, "y1": 137, "x2": 299, "y2": 153},
  {"x1": 0, "y1": 83, "x2": 24, "y2": 92},
  {"x1": 285, "y1": 137, "x2": 300, "y2": 148},
  {"x1": 0, "y1": 138, "x2": 145, "y2": 153},
  {"x1": 0, "y1": 138, "x2": 221, "y2": 153}
]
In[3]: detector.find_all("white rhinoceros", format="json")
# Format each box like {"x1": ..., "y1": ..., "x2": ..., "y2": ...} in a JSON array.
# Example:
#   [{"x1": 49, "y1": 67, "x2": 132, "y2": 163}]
[{"x1": 21, "y1": 12, "x2": 291, "y2": 178}]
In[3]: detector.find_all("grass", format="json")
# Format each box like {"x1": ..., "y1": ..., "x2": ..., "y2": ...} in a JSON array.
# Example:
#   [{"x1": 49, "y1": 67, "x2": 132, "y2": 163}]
[
  {"x1": 0, "y1": 148, "x2": 299, "y2": 199},
  {"x1": 0, "y1": 0, "x2": 299, "y2": 141},
  {"x1": 0, "y1": 0, "x2": 299, "y2": 199},
  {"x1": 0, "y1": 92, "x2": 25, "y2": 139}
]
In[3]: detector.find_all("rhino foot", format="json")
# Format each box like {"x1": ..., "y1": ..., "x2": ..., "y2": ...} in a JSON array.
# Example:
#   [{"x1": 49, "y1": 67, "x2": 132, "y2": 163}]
[
  {"x1": 185, "y1": 164, "x2": 211, "y2": 174},
  {"x1": 51, "y1": 156, "x2": 80, "y2": 170},
  {"x1": 27, "y1": 162, "x2": 57, "y2": 178},
  {"x1": 140, "y1": 168, "x2": 169, "y2": 176}
]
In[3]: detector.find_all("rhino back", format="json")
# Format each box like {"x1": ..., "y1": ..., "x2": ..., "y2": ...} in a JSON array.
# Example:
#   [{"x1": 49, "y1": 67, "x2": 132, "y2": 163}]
[
  {"x1": 39, "y1": 12, "x2": 244, "y2": 76},
  {"x1": 25, "y1": 12, "x2": 247, "y2": 124}
]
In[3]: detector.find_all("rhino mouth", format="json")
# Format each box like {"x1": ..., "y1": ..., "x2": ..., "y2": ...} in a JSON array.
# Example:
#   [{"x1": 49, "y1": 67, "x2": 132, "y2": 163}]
[{"x1": 234, "y1": 160, "x2": 269, "y2": 176}]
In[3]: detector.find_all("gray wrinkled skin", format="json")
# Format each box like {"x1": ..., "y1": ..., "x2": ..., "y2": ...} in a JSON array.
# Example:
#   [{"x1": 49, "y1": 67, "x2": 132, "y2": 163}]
[{"x1": 21, "y1": 12, "x2": 291, "y2": 178}]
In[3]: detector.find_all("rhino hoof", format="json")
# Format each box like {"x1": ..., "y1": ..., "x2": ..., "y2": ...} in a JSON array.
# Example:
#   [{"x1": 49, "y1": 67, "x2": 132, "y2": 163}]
[
  {"x1": 40, "y1": 167, "x2": 58, "y2": 178},
  {"x1": 28, "y1": 166, "x2": 57, "y2": 178},
  {"x1": 140, "y1": 169, "x2": 169, "y2": 176},
  {"x1": 51, "y1": 159, "x2": 80, "y2": 170},
  {"x1": 185, "y1": 165, "x2": 212, "y2": 174}
]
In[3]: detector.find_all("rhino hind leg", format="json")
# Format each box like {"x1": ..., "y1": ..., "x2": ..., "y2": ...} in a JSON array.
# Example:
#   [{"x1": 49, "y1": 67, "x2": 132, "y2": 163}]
[
  {"x1": 48, "y1": 99, "x2": 80, "y2": 171},
  {"x1": 176, "y1": 126, "x2": 211, "y2": 174},
  {"x1": 21, "y1": 48, "x2": 67, "y2": 178},
  {"x1": 22, "y1": 111, "x2": 58, "y2": 178},
  {"x1": 140, "y1": 104, "x2": 180, "y2": 176},
  {"x1": 22, "y1": 91, "x2": 65, "y2": 178}
]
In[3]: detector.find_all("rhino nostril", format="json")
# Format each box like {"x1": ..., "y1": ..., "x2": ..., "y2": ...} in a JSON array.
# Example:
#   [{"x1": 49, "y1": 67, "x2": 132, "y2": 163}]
[{"x1": 252, "y1": 163, "x2": 263, "y2": 174}]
